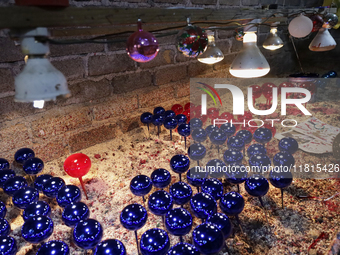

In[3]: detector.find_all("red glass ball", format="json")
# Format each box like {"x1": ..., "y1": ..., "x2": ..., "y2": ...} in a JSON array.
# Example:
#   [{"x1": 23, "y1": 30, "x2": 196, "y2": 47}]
[
  {"x1": 219, "y1": 112, "x2": 233, "y2": 122},
  {"x1": 198, "y1": 115, "x2": 208, "y2": 124},
  {"x1": 237, "y1": 111, "x2": 253, "y2": 122},
  {"x1": 183, "y1": 110, "x2": 191, "y2": 122},
  {"x1": 310, "y1": 15, "x2": 324, "y2": 32},
  {"x1": 207, "y1": 108, "x2": 219, "y2": 119},
  {"x1": 64, "y1": 153, "x2": 91, "y2": 178},
  {"x1": 171, "y1": 104, "x2": 184, "y2": 115},
  {"x1": 278, "y1": 82, "x2": 294, "y2": 95},
  {"x1": 184, "y1": 103, "x2": 195, "y2": 111},
  {"x1": 262, "y1": 83, "x2": 277, "y2": 100},
  {"x1": 249, "y1": 85, "x2": 262, "y2": 99}
]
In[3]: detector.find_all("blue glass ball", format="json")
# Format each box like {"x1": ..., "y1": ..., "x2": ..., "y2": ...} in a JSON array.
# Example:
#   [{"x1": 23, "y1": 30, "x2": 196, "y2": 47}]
[
  {"x1": 14, "y1": 148, "x2": 35, "y2": 164},
  {"x1": 152, "y1": 114, "x2": 165, "y2": 127},
  {"x1": 56, "y1": 185, "x2": 82, "y2": 208},
  {"x1": 12, "y1": 186, "x2": 39, "y2": 209},
  {"x1": 219, "y1": 191, "x2": 244, "y2": 216},
  {"x1": 169, "y1": 182, "x2": 192, "y2": 205},
  {"x1": 23, "y1": 157, "x2": 44, "y2": 175},
  {"x1": 0, "y1": 235, "x2": 17, "y2": 255},
  {"x1": 120, "y1": 203, "x2": 147, "y2": 231},
  {"x1": 236, "y1": 130, "x2": 253, "y2": 144},
  {"x1": 130, "y1": 175, "x2": 153, "y2": 197},
  {"x1": 269, "y1": 168, "x2": 293, "y2": 189},
  {"x1": 140, "y1": 228, "x2": 170, "y2": 255},
  {"x1": 191, "y1": 128, "x2": 207, "y2": 143},
  {"x1": 273, "y1": 151, "x2": 295, "y2": 169},
  {"x1": 226, "y1": 164, "x2": 247, "y2": 185},
  {"x1": 253, "y1": 128, "x2": 272, "y2": 144},
  {"x1": 227, "y1": 136, "x2": 245, "y2": 152},
  {"x1": 190, "y1": 192, "x2": 217, "y2": 220},
  {"x1": 220, "y1": 123, "x2": 236, "y2": 137},
  {"x1": 0, "y1": 201, "x2": 6, "y2": 219},
  {"x1": 37, "y1": 240, "x2": 70, "y2": 255},
  {"x1": 247, "y1": 144, "x2": 267, "y2": 157},
  {"x1": 209, "y1": 130, "x2": 227, "y2": 145},
  {"x1": 165, "y1": 208, "x2": 192, "y2": 236},
  {"x1": 0, "y1": 219, "x2": 10, "y2": 236},
  {"x1": 201, "y1": 179, "x2": 223, "y2": 200},
  {"x1": 186, "y1": 168, "x2": 205, "y2": 187},
  {"x1": 278, "y1": 137, "x2": 299, "y2": 154},
  {"x1": 249, "y1": 154, "x2": 271, "y2": 173},
  {"x1": 3, "y1": 176, "x2": 27, "y2": 196},
  {"x1": 167, "y1": 242, "x2": 200, "y2": 255},
  {"x1": 192, "y1": 222, "x2": 224, "y2": 255},
  {"x1": 245, "y1": 174, "x2": 269, "y2": 197},
  {"x1": 34, "y1": 174, "x2": 53, "y2": 192},
  {"x1": 73, "y1": 219, "x2": 103, "y2": 250},
  {"x1": 94, "y1": 239, "x2": 126, "y2": 255},
  {"x1": 154, "y1": 107, "x2": 165, "y2": 116},
  {"x1": 164, "y1": 117, "x2": 178, "y2": 130},
  {"x1": 0, "y1": 158, "x2": 9, "y2": 170},
  {"x1": 23, "y1": 201, "x2": 51, "y2": 221},
  {"x1": 188, "y1": 143, "x2": 206, "y2": 161},
  {"x1": 151, "y1": 169, "x2": 171, "y2": 189},
  {"x1": 141, "y1": 112, "x2": 153, "y2": 124},
  {"x1": 0, "y1": 169, "x2": 15, "y2": 188},
  {"x1": 62, "y1": 202, "x2": 90, "y2": 227},
  {"x1": 205, "y1": 125, "x2": 219, "y2": 137},
  {"x1": 21, "y1": 216, "x2": 53, "y2": 244},
  {"x1": 223, "y1": 149, "x2": 243, "y2": 165},
  {"x1": 177, "y1": 124, "x2": 190, "y2": 137},
  {"x1": 42, "y1": 177, "x2": 65, "y2": 198},
  {"x1": 189, "y1": 118, "x2": 202, "y2": 130},
  {"x1": 148, "y1": 190, "x2": 173, "y2": 216},
  {"x1": 164, "y1": 110, "x2": 176, "y2": 119},
  {"x1": 205, "y1": 159, "x2": 226, "y2": 179},
  {"x1": 175, "y1": 114, "x2": 187, "y2": 125},
  {"x1": 207, "y1": 212, "x2": 233, "y2": 239},
  {"x1": 170, "y1": 155, "x2": 190, "y2": 174}
]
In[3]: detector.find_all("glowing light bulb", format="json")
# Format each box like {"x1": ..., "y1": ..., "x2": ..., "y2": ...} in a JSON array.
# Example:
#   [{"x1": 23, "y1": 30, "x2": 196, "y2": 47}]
[
  {"x1": 263, "y1": 27, "x2": 284, "y2": 50},
  {"x1": 198, "y1": 31, "x2": 224, "y2": 64},
  {"x1": 33, "y1": 100, "x2": 45, "y2": 109}
]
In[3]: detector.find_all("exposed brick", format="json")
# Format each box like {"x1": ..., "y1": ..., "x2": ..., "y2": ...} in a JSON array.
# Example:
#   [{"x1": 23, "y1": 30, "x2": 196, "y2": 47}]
[
  {"x1": 93, "y1": 94, "x2": 138, "y2": 121},
  {"x1": 88, "y1": 53, "x2": 135, "y2": 76},
  {"x1": 241, "y1": 0, "x2": 259, "y2": 5},
  {"x1": 112, "y1": 71, "x2": 152, "y2": 94},
  {"x1": 0, "y1": 37, "x2": 24, "y2": 63},
  {"x1": 0, "y1": 124, "x2": 31, "y2": 152},
  {"x1": 32, "y1": 137, "x2": 67, "y2": 162},
  {"x1": 216, "y1": 40, "x2": 230, "y2": 54},
  {"x1": 69, "y1": 124, "x2": 118, "y2": 152},
  {"x1": 51, "y1": 57, "x2": 85, "y2": 81},
  {"x1": 217, "y1": 30, "x2": 235, "y2": 40},
  {"x1": 119, "y1": 114, "x2": 141, "y2": 133},
  {"x1": 31, "y1": 107, "x2": 92, "y2": 138},
  {"x1": 0, "y1": 96, "x2": 37, "y2": 122},
  {"x1": 174, "y1": 80, "x2": 190, "y2": 98},
  {"x1": 230, "y1": 38, "x2": 243, "y2": 53},
  {"x1": 139, "y1": 85, "x2": 175, "y2": 108},
  {"x1": 154, "y1": 65, "x2": 187, "y2": 86},
  {"x1": 176, "y1": 52, "x2": 193, "y2": 63},
  {"x1": 107, "y1": 38, "x2": 127, "y2": 51},
  {"x1": 50, "y1": 42, "x2": 104, "y2": 57},
  {"x1": 140, "y1": 48, "x2": 174, "y2": 69},
  {"x1": 157, "y1": 35, "x2": 177, "y2": 46},
  {"x1": 219, "y1": 0, "x2": 240, "y2": 5},
  {"x1": 188, "y1": 62, "x2": 214, "y2": 77},
  {"x1": 0, "y1": 69, "x2": 14, "y2": 93},
  {"x1": 191, "y1": 0, "x2": 217, "y2": 4}
]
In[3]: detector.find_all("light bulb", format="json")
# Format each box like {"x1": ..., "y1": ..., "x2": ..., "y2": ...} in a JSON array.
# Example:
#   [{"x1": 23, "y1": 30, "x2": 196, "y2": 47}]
[
  {"x1": 33, "y1": 100, "x2": 45, "y2": 109},
  {"x1": 288, "y1": 14, "x2": 313, "y2": 38},
  {"x1": 198, "y1": 32, "x2": 224, "y2": 64},
  {"x1": 263, "y1": 27, "x2": 283, "y2": 50},
  {"x1": 309, "y1": 28, "x2": 336, "y2": 51}
]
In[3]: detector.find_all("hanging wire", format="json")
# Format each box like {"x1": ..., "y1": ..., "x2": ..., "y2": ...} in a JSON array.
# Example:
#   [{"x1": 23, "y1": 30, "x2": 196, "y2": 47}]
[{"x1": 290, "y1": 35, "x2": 305, "y2": 73}]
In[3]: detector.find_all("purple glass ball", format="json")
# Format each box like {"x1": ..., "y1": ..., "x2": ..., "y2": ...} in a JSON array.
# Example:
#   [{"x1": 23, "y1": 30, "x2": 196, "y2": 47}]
[
  {"x1": 12, "y1": 186, "x2": 39, "y2": 209},
  {"x1": 140, "y1": 228, "x2": 170, "y2": 255},
  {"x1": 42, "y1": 177, "x2": 65, "y2": 198},
  {"x1": 201, "y1": 178, "x2": 223, "y2": 201},
  {"x1": 73, "y1": 219, "x2": 103, "y2": 250},
  {"x1": 36, "y1": 240, "x2": 70, "y2": 255},
  {"x1": 56, "y1": 185, "x2": 82, "y2": 208},
  {"x1": 23, "y1": 157, "x2": 44, "y2": 175},
  {"x1": 0, "y1": 201, "x2": 6, "y2": 219},
  {"x1": 62, "y1": 202, "x2": 90, "y2": 227},
  {"x1": 3, "y1": 176, "x2": 27, "y2": 196},
  {"x1": 14, "y1": 148, "x2": 35, "y2": 164},
  {"x1": 21, "y1": 216, "x2": 53, "y2": 244},
  {"x1": 0, "y1": 235, "x2": 17, "y2": 255},
  {"x1": 245, "y1": 174, "x2": 269, "y2": 197},
  {"x1": 219, "y1": 191, "x2": 244, "y2": 216},
  {"x1": 34, "y1": 174, "x2": 53, "y2": 192},
  {"x1": 0, "y1": 169, "x2": 15, "y2": 188},
  {"x1": 23, "y1": 201, "x2": 51, "y2": 221}
]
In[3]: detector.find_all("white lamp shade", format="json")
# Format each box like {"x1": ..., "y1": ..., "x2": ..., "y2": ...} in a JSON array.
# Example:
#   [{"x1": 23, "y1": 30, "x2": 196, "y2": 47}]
[
  {"x1": 288, "y1": 14, "x2": 313, "y2": 38},
  {"x1": 198, "y1": 45, "x2": 224, "y2": 64},
  {"x1": 263, "y1": 28, "x2": 284, "y2": 50},
  {"x1": 15, "y1": 58, "x2": 70, "y2": 102},
  {"x1": 309, "y1": 28, "x2": 336, "y2": 51}
]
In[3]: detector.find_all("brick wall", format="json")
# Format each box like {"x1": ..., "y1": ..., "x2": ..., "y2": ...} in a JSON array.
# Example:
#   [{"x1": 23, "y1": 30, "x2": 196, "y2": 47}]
[{"x1": 0, "y1": 0, "x2": 337, "y2": 162}]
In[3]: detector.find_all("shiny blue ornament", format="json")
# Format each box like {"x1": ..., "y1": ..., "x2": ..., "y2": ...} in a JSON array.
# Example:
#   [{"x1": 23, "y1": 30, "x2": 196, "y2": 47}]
[
  {"x1": 14, "y1": 148, "x2": 35, "y2": 164},
  {"x1": 130, "y1": 175, "x2": 153, "y2": 197},
  {"x1": 220, "y1": 123, "x2": 236, "y2": 137},
  {"x1": 73, "y1": 219, "x2": 103, "y2": 250},
  {"x1": 164, "y1": 117, "x2": 178, "y2": 130},
  {"x1": 227, "y1": 136, "x2": 245, "y2": 152},
  {"x1": 21, "y1": 216, "x2": 53, "y2": 244},
  {"x1": 207, "y1": 212, "x2": 232, "y2": 239},
  {"x1": 249, "y1": 154, "x2": 271, "y2": 173},
  {"x1": 165, "y1": 208, "x2": 192, "y2": 236},
  {"x1": 42, "y1": 177, "x2": 65, "y2": 198},
  {"x1": 141, "y1": 112, "x2": 153, "y2": 124},
  {"x1": 170, "y1": 155, "x2": 190, "y2": 174},
  {"x1": 37, "y1": 240, "x2": 70, "y2": 255},
  {"x1": 120, "y1": 203, "x2": 147, "y2": 231},
  {"x1": 0, "y1": 201, "x2": 6, "y2": 219},
  {"x1": 273, "y1": 151, "x2": 295, "y2": 169},
  {"x1": 23, "y1": 157, "x2": 44, "y2": 175},
  {"x1": 0, "y1": 235, "x2": 17, "y2": 255},
  {"x1": 169, "y1": 182, "x2": 192, "y2": 205},
  {"x1": 151, "y1": 169, "x2": 171, "y2": 189},
  {"x1": 201, "y1": 179, "x2": 223, "y2": 200},
  {"x1": 175, "y1": 114, "x2": 187, "y2": 125},
  {"x1": 164, "y1": 110, "x2": 176, "y2": 119},
  {"x1": 154, "y1": 107, "x2": 165, "y2": 116},
  {"x1": 62, "y1": 202, "x2": 90, "y2": 227},
  {"x1": 0, "y1": 219, "x2": 10, "y2": 236},
  {"x1": 245, "y1": 174, "x2": 269, "y2": 197},
  {"x1": 269, "y1": 169, "x2": 293, "y2": 189},
  {"x1": 167, "y1": 242, "x2": 200, "y2": 255},
  {"x1": 148, "y1": 190, "x2": 173, "y2": 216},
  {"x1": 140, "y1": 228, "x2": 170, "y2": 255},
  {"x1": 253, "y1": 128, "x2": 272, "y2": 144},
  {"x1": 56, "y1": 185, "x2": 82, "y2": 208},
  {"x1": 189, "y1": 118, "x2": 202, "y2": 130},
  {"x1": 191, "y1": 128, "x2": 207, "y2": 143},
  {"x1": 226, "y1": 164, "x2": 247, "y2": 185},
  {"x1": 328, "y1": 70, "x2": 337, "y2": 78},
  {"x1": 205, "y1": 125, "x2": 219, "y2": 137},
  {"x1": 186, "y1": 168, "x2": 205, "y2": 188},
  {"x1": 278, "y1": 137, "x2": 298, "y2": 154},
  {"x1": 0, "y1": 169, "x2": 15, "y2": 188},
  {"x1": 190, "y1": 193, "x2": 217, "y2": 220},
  {"x1": 0, "y1": 158, "x2": 9, "y2": 170},
  {"x1": 94, "y1": 239, "x2": 126, "y2": 255},
  {"x1": 236, "y1": 130, "x2": 252, "y2": 144},
  {"x1": 152, "y1": 114, "x2": 165, "y2": 126},
  {"x1": 188, "y1": 143, "x2": 206, "y2": 161},
  {"x1": 34, "y1": 174, "x2": 53, "y2": 192},
  {"x1": 192, "y1": 222, "x2": 224, "y2": 255},
  {"x1": 12, "y1": 186, "x2": 39, "y2": 209},
  {"x1": 223, "y1": 149, "x2": 243, "y2": 165},
  {"x1": 23, "y1": 201, "x2": 51, "y2": 221},
  {"x1": 3, "y1": 176, "x2": 27, "y2": 196},
  {"x1": 219, "y1": 191, "x2": 244, "y2": 216},
  {"x1": 205, "y1": 159, "x2": 226, "y2": 179},
  {"x1": 247, "y1": 143, "x2": 267, "y2": 157},
  {"x1": 209, "y1": 130, "x2": 227, "y2": 145},
  {"x1": 177, "y1": 124, "x2": 190, "y2": 137}
]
